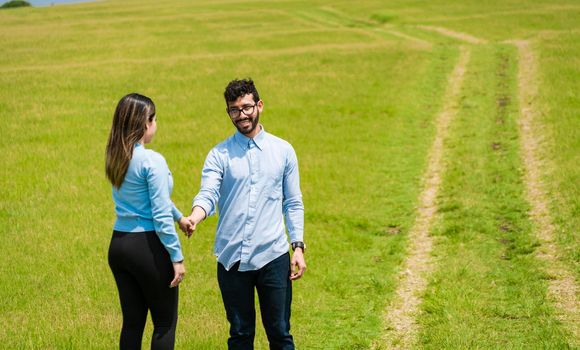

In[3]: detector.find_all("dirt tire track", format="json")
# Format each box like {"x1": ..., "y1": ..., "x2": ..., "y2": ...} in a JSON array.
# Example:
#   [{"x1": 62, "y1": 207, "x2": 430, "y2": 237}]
[
  {"x1": 512, "y1": 39, "x2": 579, "y2": 346},
  {"x1": 295, "y1": 7, "x2": 432, "y2": 50},
  {"x1": 417, "y1": 25, "x2": 487, "y2": 44},
  {"x1": 373, "y1": 28, "x2": 433, "y2": 50},
  {"x1": 373, "y1": 47, "x2": 471, "y2": 350}
]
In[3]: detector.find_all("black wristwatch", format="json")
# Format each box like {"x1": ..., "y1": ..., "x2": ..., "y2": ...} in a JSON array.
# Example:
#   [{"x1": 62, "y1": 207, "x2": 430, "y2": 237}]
[{"x1": 291, "y1": 241, "x2": 306, "y2": 252}]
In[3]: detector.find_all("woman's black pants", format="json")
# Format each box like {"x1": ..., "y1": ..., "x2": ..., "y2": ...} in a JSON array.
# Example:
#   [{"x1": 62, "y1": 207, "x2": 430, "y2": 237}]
[{"x1": 108, "y1": 230, "x2": 178, "y2": 350}]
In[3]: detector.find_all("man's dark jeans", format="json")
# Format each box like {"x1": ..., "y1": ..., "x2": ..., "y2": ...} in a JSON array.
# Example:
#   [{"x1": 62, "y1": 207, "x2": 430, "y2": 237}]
[{"x1": 217, "y1": 253, "x2": 294, "y2": 350}]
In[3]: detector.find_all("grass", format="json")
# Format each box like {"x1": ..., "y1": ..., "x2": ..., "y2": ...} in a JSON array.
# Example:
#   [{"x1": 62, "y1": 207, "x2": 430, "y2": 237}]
[
  {"x1": 0, "y1": 1, "x2": 449, "y2": 348},
  {"x1": 416, "y1": 44, "x2": 571, "y2": 348},
  {"x1": 0, "y1": 0, "x2": 578, "y2": 348}
]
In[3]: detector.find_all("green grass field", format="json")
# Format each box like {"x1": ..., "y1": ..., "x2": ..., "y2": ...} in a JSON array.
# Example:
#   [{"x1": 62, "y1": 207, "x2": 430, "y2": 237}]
[{"x1": 0, "y1": 0, "x2": 578, "y2": 348}]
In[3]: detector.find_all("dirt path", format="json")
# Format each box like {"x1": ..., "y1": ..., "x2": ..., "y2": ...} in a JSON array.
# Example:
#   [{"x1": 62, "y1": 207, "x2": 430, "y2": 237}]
[
  {"x1": 374, "y1": 28, "x2": 433, "y2": 50},
  {"x1": 512, "y1": 39, "x2": 579, "y2": 346},
  {"x1": 294, "y1": 7, "x2": 432, "y2": 50},
  {"x1": 373, "y1": 47, "x2": 471, "y2": 349},
  {"x1": 417, "y1": 25, "x2": 488, "y2": 44}
]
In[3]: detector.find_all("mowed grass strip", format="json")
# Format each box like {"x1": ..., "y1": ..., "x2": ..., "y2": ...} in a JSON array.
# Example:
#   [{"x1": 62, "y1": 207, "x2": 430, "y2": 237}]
[
  {"x1": 0, "y1": 0, "x2": 456, "y2": 348},
  {"x1": 416, "y1": 45, "x2": 571, "y2": 348}
]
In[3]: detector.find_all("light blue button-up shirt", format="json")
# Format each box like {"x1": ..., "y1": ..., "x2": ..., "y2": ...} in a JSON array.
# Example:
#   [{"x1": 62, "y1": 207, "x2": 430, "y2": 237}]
[
  {"x1": 112, "y1": 144, "x2": 184, "y2": 262},
  {"x1": 193, "y1": 127, "x2": 304, "y2": 271}
]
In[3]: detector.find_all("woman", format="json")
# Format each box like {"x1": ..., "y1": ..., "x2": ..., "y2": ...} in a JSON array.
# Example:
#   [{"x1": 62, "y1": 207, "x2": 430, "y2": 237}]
[{"x1": 105, "y1": 93, "x2": 190, "y2": 349}]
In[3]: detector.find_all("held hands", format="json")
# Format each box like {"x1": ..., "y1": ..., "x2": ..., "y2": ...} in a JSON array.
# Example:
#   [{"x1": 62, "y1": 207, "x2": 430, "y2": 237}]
[
  {"x1": 178, "y1": 216, "x2": 196, "y2": 238},
  {"x1": 170, "y1": 261, "x2": 185, "y2": 288},
  {"x1": 178, "y1": 206, "x2": 207, "y2": 238},
  {"x1": 290, "y1": 248, "x2": 306, "y2": 281}
]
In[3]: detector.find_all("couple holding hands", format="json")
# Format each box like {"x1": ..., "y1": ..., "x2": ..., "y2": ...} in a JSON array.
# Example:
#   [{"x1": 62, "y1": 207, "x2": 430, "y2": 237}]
[{"x1": 105, "y1": 79, "x2": 306, "y2": 350}]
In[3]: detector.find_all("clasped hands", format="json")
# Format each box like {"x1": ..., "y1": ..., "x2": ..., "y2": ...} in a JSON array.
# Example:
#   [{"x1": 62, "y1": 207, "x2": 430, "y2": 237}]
[
  {"x1": 178, "y1": 216, "x2": 197, "y2": 238},
  {"x1": 177, "y1": 206, "x2": 206, "y2": 238}
]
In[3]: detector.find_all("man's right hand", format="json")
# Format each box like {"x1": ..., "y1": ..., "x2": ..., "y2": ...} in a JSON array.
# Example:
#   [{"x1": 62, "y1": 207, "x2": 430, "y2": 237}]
[{"x1": 184, "y1": 206, "x2": 207, "y2": 238}]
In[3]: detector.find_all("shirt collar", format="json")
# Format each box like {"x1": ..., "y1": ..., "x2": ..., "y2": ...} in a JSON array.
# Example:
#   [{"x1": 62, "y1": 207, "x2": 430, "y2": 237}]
[{"x1": 234, "y1": 125, "x2": 266, "y2": 150}]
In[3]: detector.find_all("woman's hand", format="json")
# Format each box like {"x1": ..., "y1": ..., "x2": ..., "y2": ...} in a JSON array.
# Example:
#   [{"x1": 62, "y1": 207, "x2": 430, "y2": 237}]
[
  {"x1": 170, "y1": 261, "x2": 185, "y2": 288},
  {"x1": 178, "y1": 216, "x2": 194, "y2": 237}
]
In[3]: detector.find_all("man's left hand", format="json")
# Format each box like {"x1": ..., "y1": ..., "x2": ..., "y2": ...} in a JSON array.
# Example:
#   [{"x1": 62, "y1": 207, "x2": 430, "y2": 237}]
[{"x1": 290, "y1": 249, "x2": 306, "y2": 280}]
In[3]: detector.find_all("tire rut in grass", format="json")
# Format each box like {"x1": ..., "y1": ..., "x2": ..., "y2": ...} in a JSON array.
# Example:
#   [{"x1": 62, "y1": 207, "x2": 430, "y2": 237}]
[
  {"x1": 417, "y1": 25, "x2": 488, "y2": 45},
  {"x1": 512, "y1": 39, "x2": 579, "y2": 346},
  {"x1": 373, "y1": 47, "x2": 471, "y2": 350}
]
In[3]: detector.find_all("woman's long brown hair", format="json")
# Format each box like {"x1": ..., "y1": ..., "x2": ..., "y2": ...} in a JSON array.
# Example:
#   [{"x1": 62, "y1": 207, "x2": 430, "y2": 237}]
[{"x1": 105, "y1": 93, "x2": 156, "y2": 188}]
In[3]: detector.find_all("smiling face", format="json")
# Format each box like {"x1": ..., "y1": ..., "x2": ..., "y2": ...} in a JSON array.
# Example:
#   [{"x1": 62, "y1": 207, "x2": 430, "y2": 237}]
[{"x1": 227, "y1": 93, "x2": 263, "y2": 138}]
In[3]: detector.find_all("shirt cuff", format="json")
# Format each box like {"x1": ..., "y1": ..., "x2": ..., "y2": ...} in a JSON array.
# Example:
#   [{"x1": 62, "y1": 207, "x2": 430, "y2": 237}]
[
  {"x1": 170, "y1": 251, "x2": 184, "y2": 263},
  {"x1": 192, "y1": 200, "x2": 212, "y2": 217},
  {"x1": 172, "y1": 205, "x2": 183, "y2": 222}
]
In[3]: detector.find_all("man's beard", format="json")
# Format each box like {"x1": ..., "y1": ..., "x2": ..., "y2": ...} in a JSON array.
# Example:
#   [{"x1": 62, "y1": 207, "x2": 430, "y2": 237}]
[{"x1": 234, "y1": 111, "x2": 260, "y2": 135}]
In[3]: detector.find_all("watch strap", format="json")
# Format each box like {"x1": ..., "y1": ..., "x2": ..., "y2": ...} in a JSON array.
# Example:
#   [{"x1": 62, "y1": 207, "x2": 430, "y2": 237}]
[{"x1": 291, "y1": 241, "x2": 305, "y2": 252}]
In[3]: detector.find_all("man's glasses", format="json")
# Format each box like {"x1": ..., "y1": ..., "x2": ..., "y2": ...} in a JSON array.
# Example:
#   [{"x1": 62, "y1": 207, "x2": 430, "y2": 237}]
[{"x1": 227, "y1": 104, "x2": 256, "y2": 118}]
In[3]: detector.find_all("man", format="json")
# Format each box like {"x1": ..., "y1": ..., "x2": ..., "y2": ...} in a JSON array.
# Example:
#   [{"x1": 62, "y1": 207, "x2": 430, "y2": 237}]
[{"x1": 186, "y1": 79, "x2": 306, "y2": 350}]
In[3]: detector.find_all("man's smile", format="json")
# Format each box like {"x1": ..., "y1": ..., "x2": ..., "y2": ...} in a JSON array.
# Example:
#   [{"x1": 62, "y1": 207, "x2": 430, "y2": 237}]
[{"x1": 237, "y1": 118, "x2": 252, "y2": 127}]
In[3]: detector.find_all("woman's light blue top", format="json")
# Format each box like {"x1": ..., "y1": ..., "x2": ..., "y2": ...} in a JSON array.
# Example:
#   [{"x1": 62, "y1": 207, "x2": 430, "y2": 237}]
[{"x1": 112, "y1": 144, "x2": 184, "y2": 262}]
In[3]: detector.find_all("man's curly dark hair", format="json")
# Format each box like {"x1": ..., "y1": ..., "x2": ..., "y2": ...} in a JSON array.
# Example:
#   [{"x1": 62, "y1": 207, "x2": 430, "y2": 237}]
[{"x1": 224, "y1": 79, "x2": 260, "y2": 104}]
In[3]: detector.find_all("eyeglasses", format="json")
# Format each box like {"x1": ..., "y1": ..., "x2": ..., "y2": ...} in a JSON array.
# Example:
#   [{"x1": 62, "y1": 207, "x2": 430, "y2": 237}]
[{"x1": 227, "y1": 104, "x2": 257, "y2": 118}]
